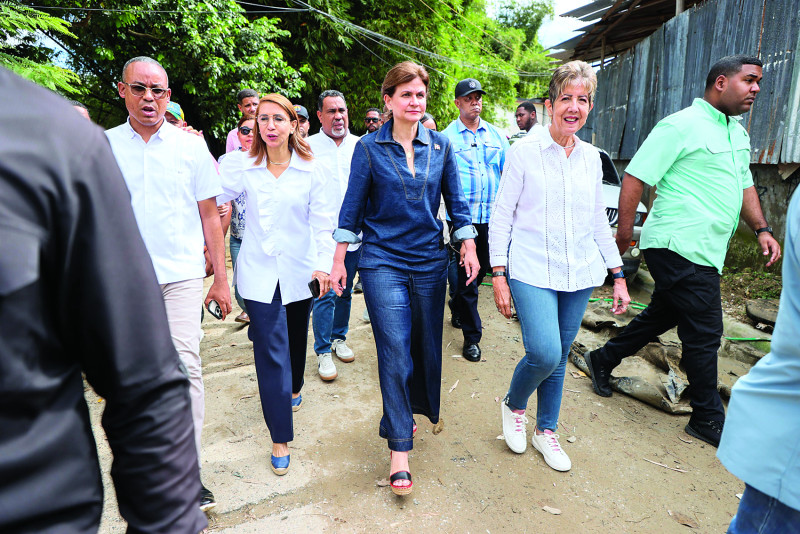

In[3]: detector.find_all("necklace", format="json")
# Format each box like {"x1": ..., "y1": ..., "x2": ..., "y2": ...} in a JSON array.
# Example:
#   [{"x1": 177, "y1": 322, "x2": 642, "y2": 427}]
[
  {"x1": 559, "y1": 139, "x2": 576, "y2": 149},
  {"x1": 405, "y1": 151, "x2": 413, "y2": 159},
  {"x1": 269, "y1": 157, "x2": 291, "y2": 165}
]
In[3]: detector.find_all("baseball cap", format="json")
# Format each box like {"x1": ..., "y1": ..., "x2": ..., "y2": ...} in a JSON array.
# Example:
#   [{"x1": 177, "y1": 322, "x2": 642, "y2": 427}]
[
  {"x1": 293, "y1": 104, "x2": 309, "y2": 120},
  {"x1": 165, "y1": 101, "x2": 184, "y2": 122},
  {"x1": 454, "y1": 78, "x2": 486, "y2": 99}
]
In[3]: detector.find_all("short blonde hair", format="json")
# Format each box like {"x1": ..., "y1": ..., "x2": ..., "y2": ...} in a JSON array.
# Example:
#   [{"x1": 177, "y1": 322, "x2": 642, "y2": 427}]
[{"x1": 548, "y1": 60, "x2": 597, "y2": 104}]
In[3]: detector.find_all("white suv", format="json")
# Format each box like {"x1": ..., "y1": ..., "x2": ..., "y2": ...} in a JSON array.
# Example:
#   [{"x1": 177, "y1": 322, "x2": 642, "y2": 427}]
[{"x1": 598, "y1": 149, "x2": 648, "y2": 278}]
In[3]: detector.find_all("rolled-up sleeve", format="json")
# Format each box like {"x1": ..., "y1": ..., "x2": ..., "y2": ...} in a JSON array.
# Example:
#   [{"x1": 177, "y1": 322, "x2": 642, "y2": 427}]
[
  {"x1": 441, "y1": 139, "x2": 477, "y2": 240},
  {"x1": 336, "y1": 140, "x2": 372, "y2": 238},
  {"x1": 488, "y1": 142, "x2": 523, "y2": 267}
]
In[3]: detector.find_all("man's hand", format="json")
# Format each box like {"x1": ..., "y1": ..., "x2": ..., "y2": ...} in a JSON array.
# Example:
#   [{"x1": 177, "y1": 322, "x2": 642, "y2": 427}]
[
  {"x1": 460, "y1": 239, "x2": 481, "y2": 285},
  {"x1": 205, "y1": 280, "x2": 231, "y2": 319},
  {"x1": 616, "y1": 173, "x2": 645, "y2": 256},
  {"x1": 758, "y1": 232, "x2": 781, "y2": 267}
]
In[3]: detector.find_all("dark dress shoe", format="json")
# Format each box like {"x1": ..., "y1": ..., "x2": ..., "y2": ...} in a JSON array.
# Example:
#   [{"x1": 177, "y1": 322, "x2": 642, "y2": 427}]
[
  {"x1": 685, "y1": 418, "x2": 723, "y2": 448},
  {"x1": 584, "y1": 350, "x2": 613, "y2": 397},
  {"x1": 199, "y1": 483, "x2": 217, "y2": 512},
  {"x1": 451, "y1": 314, "x2": 463, "y2": 329},
  {"x1": 462, "y1": 343, "x2": 481, "y2": 362}
]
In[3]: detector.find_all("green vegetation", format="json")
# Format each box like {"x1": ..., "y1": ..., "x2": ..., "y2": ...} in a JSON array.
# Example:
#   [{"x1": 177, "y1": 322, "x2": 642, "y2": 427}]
[
  {"x1": 0, "y1": 2, "x2": 80, "y2": 93},
  {"x1": 15, "y1": 0, "x2": 552, "y2": 153}
]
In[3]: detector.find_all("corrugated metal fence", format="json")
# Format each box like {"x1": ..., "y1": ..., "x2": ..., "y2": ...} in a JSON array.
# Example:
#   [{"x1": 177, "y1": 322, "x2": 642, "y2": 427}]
[{"x1": 578, "y1": 0, "x2": 800, "y2": 164}]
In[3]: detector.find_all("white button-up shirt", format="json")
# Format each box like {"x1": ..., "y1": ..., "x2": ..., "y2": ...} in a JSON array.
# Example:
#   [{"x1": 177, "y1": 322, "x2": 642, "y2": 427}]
[
  {"x1": 105, "y1": 119, "x2": 222, "y2": 284},
  {"x1": 307, "y1": 130, "x2": 361, "y2": 251},
  {"x1": 217, "y1": 151, "x2": 339, "y2": 304},
  {"x1": 489, "y1": 127, "x2": 622, "y2": 292}
]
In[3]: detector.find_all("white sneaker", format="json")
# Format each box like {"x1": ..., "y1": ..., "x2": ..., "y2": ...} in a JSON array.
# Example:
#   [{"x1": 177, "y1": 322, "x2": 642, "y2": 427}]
[
  {"x1": 317, "y1": 353, "x2": 338, "y2": 381},
  {"x1": 501, "y1": 400, "x2": 528, "y2": 454},
  {"x1": 531, "y1": 430, "x2": 571, "y2": 471},
  {"x1": 331, "y1": 339, "x2": 355, "y2": 363}
]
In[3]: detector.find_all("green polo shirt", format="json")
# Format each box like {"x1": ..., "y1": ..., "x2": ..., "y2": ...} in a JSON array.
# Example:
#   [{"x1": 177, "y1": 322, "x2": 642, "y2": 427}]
[{"x1": 626, "y1": 98, "x2": 753, "y2": 273}]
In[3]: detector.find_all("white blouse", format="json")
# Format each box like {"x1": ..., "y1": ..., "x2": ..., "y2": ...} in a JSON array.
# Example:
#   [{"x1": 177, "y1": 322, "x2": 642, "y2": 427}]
[
  {"x1": 488, "y1": 128, "x2": 622, "y2": 292},
  {"x1": 218, "y1": 150, "x2": 339, "y2": 304}
]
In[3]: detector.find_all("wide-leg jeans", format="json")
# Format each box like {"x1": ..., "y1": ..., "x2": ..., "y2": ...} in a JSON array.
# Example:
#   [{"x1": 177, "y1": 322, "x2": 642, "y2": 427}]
[{"x1": 360, "y1": 262, "x2": 447, "y2": 452}]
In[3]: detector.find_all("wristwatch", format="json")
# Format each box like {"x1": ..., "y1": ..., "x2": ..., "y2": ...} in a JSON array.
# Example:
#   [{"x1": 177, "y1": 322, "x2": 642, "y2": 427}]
[
  {"x1": 755, "y1": 226, "x2": 773, "y2": 237},
  {"x1": 611, "y1": 271, "x2": 626, "y2": 280},
  {"x1": 491, "y1": 271, "x2": 507, "y2": 277}
]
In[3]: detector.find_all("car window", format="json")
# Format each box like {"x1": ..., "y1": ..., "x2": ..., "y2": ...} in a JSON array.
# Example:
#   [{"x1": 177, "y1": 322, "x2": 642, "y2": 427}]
[{"x1": 598, "y1": 150, "x2": 621, "y2": 186}]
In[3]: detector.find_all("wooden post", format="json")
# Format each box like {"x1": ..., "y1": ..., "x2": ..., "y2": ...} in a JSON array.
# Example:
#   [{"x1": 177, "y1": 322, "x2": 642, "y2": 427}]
[
  {"x1": 676, "y1": 0, "x2": 684, "y2": 15},
  {"x1": 601, "y1": 36, "x2": 606, "y2": 69}
]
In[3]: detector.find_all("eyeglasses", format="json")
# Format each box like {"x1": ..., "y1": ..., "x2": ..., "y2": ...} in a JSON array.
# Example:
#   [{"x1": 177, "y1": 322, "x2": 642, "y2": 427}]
[
  {"x1": 365, "y1": 117, "x2": 380, "y2": 123},
  {"x1": 257, "y1": 114, "x2": 287, "y2": 125},
  {"x1": 121, "y1": 82, "x2": 169, "y2": 99},
  {"x1": 238, "y1": 126, "x2": 253, "y2": 135}
]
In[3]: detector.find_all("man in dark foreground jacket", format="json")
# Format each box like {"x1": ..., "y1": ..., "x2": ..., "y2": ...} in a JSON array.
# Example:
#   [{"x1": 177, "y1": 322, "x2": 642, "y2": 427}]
[{"x1": 0, "y1": 67, "x2": 207, "y2": 533}]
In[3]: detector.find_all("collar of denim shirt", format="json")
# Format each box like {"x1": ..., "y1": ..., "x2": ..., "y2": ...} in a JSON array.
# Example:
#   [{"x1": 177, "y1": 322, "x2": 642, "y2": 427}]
[{"x1": 376, "y1": 117, "x2": 431, "y2": 146}]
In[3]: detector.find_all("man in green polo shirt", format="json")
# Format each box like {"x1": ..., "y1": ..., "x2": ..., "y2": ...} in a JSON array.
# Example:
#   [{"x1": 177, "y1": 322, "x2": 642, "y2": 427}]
[{"x1": 584, "y1": 55, "x2": 781, "y2": 448}]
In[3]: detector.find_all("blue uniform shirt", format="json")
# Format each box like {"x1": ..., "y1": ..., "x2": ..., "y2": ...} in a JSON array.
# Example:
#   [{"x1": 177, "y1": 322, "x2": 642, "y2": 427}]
[{"x1": 441, "y1": 117, "x2": 509, "y2": 223}]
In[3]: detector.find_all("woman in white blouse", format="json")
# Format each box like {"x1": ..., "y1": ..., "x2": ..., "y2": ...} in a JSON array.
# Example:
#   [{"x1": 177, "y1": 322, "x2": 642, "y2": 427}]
[
  {"x1": 489, "y1": 61, "x2": 631, "y2": 471},
  {"x1": 218, "y1": 94, "x2": 339, "y2": 476}
]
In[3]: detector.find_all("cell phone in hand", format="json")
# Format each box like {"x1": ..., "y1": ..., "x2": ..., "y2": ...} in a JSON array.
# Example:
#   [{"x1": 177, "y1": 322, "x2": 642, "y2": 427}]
[
  {"x1": 308, "y1": 278, "x2": 321, "y2": 298},
  {"x1": 207, "y1": 299, "x2": 223, "y2": 320}
]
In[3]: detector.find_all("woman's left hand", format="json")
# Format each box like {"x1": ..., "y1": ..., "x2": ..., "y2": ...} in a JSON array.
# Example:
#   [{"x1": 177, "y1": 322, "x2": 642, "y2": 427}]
[
  {"x1": 610, "y1": 278, "x2": 631, "y2": 315},
  {"x1": 460, "y1": 239, "x2": 481, "y2": 285},
  {"x1": 492, "y1": 276, "x2": 513, "y2": 319},
  {"x1": 312, "y1": 270, "x2": 332, "y2": 297}
]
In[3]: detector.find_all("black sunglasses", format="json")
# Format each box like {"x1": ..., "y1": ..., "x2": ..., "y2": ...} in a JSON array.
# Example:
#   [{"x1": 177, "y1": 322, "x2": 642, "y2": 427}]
[
  {"x1": 365, "y1": 117, "x2": 380, "y2": 123},
  {"x1": 238, "y1": 126, "x2": 253, "y2": 135}
]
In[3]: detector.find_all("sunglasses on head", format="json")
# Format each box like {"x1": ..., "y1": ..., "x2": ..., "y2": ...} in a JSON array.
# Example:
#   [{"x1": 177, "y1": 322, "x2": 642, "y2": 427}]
[
  {"x1": 365, "y1": 117, "x2": 380, "y2": 123},
  {"x1": 238, "y1": 126, "x2": 253, "y2": 135}
]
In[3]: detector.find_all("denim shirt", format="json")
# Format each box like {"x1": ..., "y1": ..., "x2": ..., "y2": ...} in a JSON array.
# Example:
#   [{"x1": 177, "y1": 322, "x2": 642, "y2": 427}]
[{"x1": 334, "y1": 119, "x2": 477, "y2": 272}]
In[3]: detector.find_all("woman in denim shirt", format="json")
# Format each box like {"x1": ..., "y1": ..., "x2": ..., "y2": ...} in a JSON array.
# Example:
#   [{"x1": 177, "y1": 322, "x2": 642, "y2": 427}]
[{"x1": 330, "y1": 61, "x2": 480, "y2": 496}]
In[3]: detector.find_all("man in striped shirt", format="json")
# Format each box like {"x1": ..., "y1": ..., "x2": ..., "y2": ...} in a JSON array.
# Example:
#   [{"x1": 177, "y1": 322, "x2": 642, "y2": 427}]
[{"x1": 442, "y1": 78, "x2": 510, "y2": 362}]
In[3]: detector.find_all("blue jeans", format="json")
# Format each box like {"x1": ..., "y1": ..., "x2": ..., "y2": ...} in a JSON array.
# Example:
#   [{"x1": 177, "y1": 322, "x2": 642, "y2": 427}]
[
  {"x1": 312, "y1": 249, "x2": 359, "y2": 354},
  {"x1": 728, "y1": 485, "x2": 800, "y2": 534},
  {"x1": 361, "y1": 261, "x2": 447, "y2": 452},
  {"x1": 229, "y1": 235, "x2": 247, "y2": 313},
  {"x1": 506, "y1": 280, "x2": 593, "y2": 431}
]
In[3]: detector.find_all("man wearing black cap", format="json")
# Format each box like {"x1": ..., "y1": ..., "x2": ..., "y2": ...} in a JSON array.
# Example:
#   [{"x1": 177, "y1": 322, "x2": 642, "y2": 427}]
[
  {"x1": 294, "y1": 104, "x2": 310, "y2": 138},
  {"x1": 442, "y1": 78, "x2": 510, "y2": 362}
]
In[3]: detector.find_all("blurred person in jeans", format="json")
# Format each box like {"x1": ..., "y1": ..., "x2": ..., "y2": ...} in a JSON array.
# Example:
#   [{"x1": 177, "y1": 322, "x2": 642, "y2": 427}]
[{"x1": 717, "y1": 188, "x2": 800, "y2": 533}]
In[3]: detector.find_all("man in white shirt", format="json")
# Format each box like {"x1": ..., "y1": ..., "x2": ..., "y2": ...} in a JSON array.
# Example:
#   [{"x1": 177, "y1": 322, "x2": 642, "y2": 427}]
[
  {"x1": 105, "y1": 56, "x2": 231, "y2": 512},
  {"x1": 307, "y1": 90, "x2": 361, "y2": 381}
]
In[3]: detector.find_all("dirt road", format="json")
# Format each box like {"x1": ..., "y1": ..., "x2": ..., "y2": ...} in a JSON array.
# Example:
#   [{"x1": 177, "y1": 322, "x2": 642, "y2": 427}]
[{"x1": 91, "y1": 269, "x2": 744, "y2": 533}]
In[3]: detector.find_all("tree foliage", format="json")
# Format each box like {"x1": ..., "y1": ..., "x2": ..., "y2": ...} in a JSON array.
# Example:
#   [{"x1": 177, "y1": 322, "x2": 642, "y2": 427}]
[
  {"x1": 31, "y1": 0, "x2": 553, "y2": 150},
  {"x1": 0, "y1": 2, "x2": 80, "y2": 93},
  {"x1": 35, "y1": 0, "x2": 303, "y2": 152}
]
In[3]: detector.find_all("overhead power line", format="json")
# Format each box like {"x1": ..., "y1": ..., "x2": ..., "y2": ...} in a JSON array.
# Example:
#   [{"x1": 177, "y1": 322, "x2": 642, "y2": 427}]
[
  {"x1": 29, "y1": 3, "x2": 311, "y2": 15},
  {"x1": 289, "y1": 0, "x2": 551, "y2": 78}
]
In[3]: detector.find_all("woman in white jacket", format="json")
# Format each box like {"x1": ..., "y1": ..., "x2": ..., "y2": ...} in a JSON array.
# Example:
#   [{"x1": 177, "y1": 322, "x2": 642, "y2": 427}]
[{"x1": 218, "y1": 93, "x2": 339, "y2": 476}]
